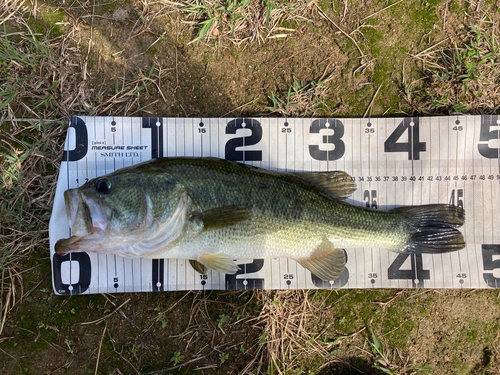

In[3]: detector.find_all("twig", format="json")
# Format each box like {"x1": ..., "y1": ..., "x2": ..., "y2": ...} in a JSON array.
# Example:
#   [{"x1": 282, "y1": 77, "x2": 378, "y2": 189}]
[
  {"x1": 102, "y1": 294, "x2": 138, "y2": 328},
  {"x1": 375, "y1": 289, "x2": 406, "y2": 307},
  {"x1": 179, "y1": 103, "x2": 188, "y2": 117},
  {"x1": 0, "y1": 274, "x2": 11, "y2": 335},
  {"x1": 81, "y1": 298, "x2": 131, "y2": 325},
  {"x1": 221, "y1": 99, "x2": 257, "y2": 117},
  {"x1": 145, "y1": 354, "x2": 209, "y2": 374},
  {"x1": 82, "y1": 0, "x2": 96, "y2": 80},
  {"x1": 363, "y1": 83, "x2": 382, "y2": 118},
  {"x1": 412, "y1": 38, "x2": 449, "y2": 58},
  {"x1": 0, "y1": 347, "x2": 18, "y2": 362},
  {"x1": 271, "y1": 49, "x2": 308, "y2": 71},
  {"x1": 94, "y1": 324, "x2": 107, "y2": 375},
  {"x1": 360, "y1": 0, "x2": 404, "y2": 22},
  {"x1": 165, "y1": 290, "x2": 192, "y2": 313},
  {"x1": 341, "y1": 0, "x2": 348, "y2": 23},
  {"x1": 175, "y1": 45, "x2": 179, "y2": 92},
  {"x1": 316, "y1": 4, "x2": 365, "y2": 59},
  {"x1": 16, "y1": 326, "x2": 66, "y2": 352},
  {"x1": 0, "y1": 118, "x2": 62, "y2": 122},
  {"x1": 129, "y1": 99, "x2": 160, "y2": 116}
]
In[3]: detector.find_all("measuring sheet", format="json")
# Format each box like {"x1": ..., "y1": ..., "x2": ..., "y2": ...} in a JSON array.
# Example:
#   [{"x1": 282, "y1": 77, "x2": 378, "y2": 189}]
[{"x1": 49, "y1": 116, "x2": 500, "y2": 295}]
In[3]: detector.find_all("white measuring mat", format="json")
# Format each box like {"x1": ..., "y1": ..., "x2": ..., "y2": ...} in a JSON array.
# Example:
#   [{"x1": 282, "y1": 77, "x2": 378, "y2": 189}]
[{"x1": 49, "y1": 116, "x2": 500, "y2": 295}]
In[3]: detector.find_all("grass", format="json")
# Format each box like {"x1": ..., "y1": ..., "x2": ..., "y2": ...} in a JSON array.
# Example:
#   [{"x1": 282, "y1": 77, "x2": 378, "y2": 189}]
[
  {"x1": 0, "y1": 117, "x2": 64, "y2": 335},
  {"x1": 417, "y1": 22, "x2": 500, "y2": 114},
  {"x1": 0, "y1": 21, "x2": 76, "y2": 336},
  {"x1": 160, "y1": 0, "x2": 311, "y2": 45},
  {"x1": 0, "y1": 5, "x2": 171, "y2": 340},
  {"x1": 267, "y1": 72, "x2": 335, "y2": 117},
  {"x1": 253, "y1": 290, "x2": 343, "y2": 373},
  {"x1": 182, "y1": 0, "x2": 253, "y2": 43},
  {"x1": 2, "y1": 0, "x2": 500, "y2": 374}
]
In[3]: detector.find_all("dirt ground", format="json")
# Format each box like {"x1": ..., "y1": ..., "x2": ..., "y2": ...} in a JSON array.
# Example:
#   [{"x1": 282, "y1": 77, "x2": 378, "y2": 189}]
[{"x1": 2, "y1": 0, "x2": 500, "y2": 374}]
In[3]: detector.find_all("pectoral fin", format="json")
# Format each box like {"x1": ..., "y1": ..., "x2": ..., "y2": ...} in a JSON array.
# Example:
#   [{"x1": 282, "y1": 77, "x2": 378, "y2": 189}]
[
  {"x1": 197, "y1": 253, "x2": 240, "y2": 274},
  {"x1": 190, "y1": 205, "x2": 251, "y2": 232},
  {"x1": 297, "y1": 239, "x2": 346, "y2": 281},
  {"x1": 292, "y1": 171, "x2": 356, "y2": 200},
  {"x1": 189, "y1": 260, "x2": 207, "y2": 274}
]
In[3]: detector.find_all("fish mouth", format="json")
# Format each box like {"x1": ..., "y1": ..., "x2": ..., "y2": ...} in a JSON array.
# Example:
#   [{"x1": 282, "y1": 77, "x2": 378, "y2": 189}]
[
  {"x1": 55, "y1": 234, "x2": 83, "y2": 255},
  {"x1": 64, "y1": 189, "x2": 92, "y2": 236},
  {"x1": 64, "y1": 188, "x2": 109, "y2": 235},
  {"x1": 56, "y1": 189, "x2": 109, "y2": 254},
  {"x1": 64, "y1": 189, "x2": 84, "y2": 234},
  {"x1": 54, "y1": 228, "x2": 106, "y2": 255}
]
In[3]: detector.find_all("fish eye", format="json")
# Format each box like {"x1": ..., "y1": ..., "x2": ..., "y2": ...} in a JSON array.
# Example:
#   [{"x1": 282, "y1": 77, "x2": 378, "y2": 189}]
[{"x1": 96, "y1": 179, "x2": 110, "y2": 192}]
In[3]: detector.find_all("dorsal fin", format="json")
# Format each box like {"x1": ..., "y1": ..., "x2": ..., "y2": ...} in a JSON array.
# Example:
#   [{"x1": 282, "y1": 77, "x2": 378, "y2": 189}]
[{"x1": 292, "y1": 171, "x2": 356, "y2": 200}]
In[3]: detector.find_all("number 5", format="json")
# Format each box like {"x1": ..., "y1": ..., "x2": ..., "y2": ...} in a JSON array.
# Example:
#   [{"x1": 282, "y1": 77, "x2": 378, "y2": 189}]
[{"x1": 482, "y1": 245, "x2": 500, "y2": 288}]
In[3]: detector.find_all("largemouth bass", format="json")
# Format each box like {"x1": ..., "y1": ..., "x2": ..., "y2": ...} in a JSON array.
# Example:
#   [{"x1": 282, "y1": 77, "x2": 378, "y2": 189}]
[{"x1": 55, "y1": 157, "x2": 465, "y2": 281}]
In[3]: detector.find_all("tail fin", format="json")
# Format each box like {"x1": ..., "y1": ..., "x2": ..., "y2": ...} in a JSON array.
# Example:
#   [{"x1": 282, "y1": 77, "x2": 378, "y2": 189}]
[{"x1": 392, "y1": 204, "x2": 465, "y2": 254}]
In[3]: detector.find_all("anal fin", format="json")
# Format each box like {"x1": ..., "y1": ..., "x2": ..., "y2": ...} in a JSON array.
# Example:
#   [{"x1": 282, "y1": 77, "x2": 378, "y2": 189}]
[
  {"x1": 197, "y1": 253, "x2": 240, "y2": 274},
  {"x1": 297, "y1": 239, "x2": 346, "y2": 281}
]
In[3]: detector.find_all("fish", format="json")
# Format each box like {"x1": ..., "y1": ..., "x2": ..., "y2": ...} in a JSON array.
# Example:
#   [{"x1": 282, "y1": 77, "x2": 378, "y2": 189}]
[{"x1": 55, "y1": 157, "x2": 465, "y2": 281}]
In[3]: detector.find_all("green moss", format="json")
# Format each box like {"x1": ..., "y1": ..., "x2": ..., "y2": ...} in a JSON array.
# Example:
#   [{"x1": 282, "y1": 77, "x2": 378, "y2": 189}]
[
  {"x1": 43, "y1": 9, "x2": 65, "y2": 27},
  {"x1": 451, "y1": 360, "x2": 469, "y2": 374},
  {"x1": 29, "y1": 7, "x2": 66, "y2": 36},
  {"x1": 280, "y1": 19, "x2": 298, "y2": 30},
  {"x1": 449, "y1": 0, "x2": 465, "y2": 13},
  {"x1": 382, "y1": 307, "x2": 417, "y2": 351},
  {"x1": 94, "y1": 0, "x2": 132, "y2": 16}
]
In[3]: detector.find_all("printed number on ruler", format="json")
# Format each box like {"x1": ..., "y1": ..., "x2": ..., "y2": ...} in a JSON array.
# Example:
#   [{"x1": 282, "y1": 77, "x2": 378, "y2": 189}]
[
  {"x1": 384, "y1": 118, "x2": 426, "y2": 160},
  {"x1": 482, "y1": 245, "x2": 500, "y2": 288},
  {"x1": 479, "y1": 116, "x2": 500, "y2": 287},
  {"x1": 309, "y1": 119, "x2": 345, "y2": 161},
  {"x1": 388, "y1": 254, "x2": 430, "y2": 288},
  {"x1": 478, "y1": 115, "x2": 500, "y2": 158},
  {"x1": 225, "y1": 118, "x2": 263, "y2": 161},
  {"x1": 225, "y1": 118, "x2": 348, "y2": 162},
  {"x1": 199, "y1": 121, "x2": 206, "y2": 133}
]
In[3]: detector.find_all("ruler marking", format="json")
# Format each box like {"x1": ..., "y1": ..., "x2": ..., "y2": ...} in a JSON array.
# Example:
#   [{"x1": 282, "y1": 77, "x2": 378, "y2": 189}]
[
  {"x1": 456, "y1": 118, "x2": 464, "y2": 277},
  {"x1": 445, "y1": 117, "x2": 452, "y2": 287},
  {"x1": 467, "y1": 116, "x2": 474, "y2": 285},
  {"x1": 383, "y1": 118, "x2": 387, "y2": 287},
  {"x1": 427, "y1": 118, "x2": 431, "y2": 286},
  {"x1": 367, "y1": 119, "x2": 373, "y2": 288},
  {"x1": 438, "y1": 119, "x2": 444, "y2": 287},
  {"x1": 285, "y1": 118, "x2": 288, "y2": 171},
  {"x1": 360, "y1": 120, "x2": 364, "y2": 287},
  {"x1": 497, "y1": 116, "x2": 500, "y2": 252},
  {"x1": 493, "y1": 117, "x2": 497, "y2": 245}
]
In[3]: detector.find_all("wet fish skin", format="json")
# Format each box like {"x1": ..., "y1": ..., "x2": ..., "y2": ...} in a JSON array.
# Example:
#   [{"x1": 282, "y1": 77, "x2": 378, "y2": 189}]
[{"x1": 55, "y1": 157, "x2": 465, "y2": 281}]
